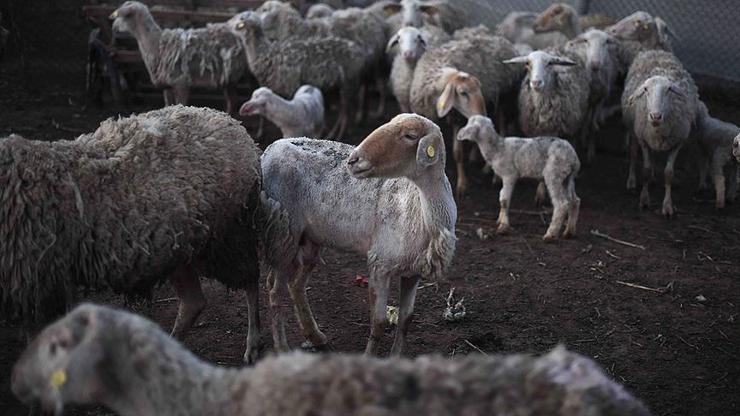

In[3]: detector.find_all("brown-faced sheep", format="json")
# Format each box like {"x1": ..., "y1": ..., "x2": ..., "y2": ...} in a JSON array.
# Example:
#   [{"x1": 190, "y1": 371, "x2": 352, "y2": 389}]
[{"x1": 0, "y1": 105, "x2": 262, "y2": 363}]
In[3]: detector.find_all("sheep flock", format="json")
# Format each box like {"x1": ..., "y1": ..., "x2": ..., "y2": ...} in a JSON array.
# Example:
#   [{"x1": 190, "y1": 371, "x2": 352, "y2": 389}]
[{"x1": 3, "y1": 1, "x2": 739, "y2": 415}]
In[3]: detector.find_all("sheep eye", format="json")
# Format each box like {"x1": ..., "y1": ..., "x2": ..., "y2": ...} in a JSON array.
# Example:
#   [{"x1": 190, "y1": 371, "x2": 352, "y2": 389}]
[
  {"x1": 460, "y1": 91, "x2": 469, "y2": 97},
  {"x1": 403, "y1": 134, "x2": 418, "y2": 141},
  {"x1": 49, "y1": 342, "x2": 57, "y2": 356}
]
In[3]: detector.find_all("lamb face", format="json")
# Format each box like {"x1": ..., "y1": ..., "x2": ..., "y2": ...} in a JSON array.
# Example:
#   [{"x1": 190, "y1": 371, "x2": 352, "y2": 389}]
[{"x1": 110, "y1": 0, "x2": 150, "y2": 34}]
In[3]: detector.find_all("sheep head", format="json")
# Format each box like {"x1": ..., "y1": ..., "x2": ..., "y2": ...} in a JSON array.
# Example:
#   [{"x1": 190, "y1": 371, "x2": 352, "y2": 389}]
[
  {"x1": 436, "y1": 68, "x2": 486, "y2": 118},
  {"x1": 628, "y1": 75, "x2": 687, "y2": 127},
  {"x1": 456, "y1": 115, "x2": 498, "y2": 145},
  {"x1": 229, "y1": 11, "x2": 263, "y2": 38},
  {"x1": 110, "y1": 1, "x2": 153, "y2": 34},
  {"x1": 239, "y1": 87, "x2": 274, "y2": 116},
  {"x1": 532, "y1": 3, "x2": 578, "y2": 34},
  {"x1": 732, "y1": 134, "x2": 740, "y2": 162},
  {"x1": 566, "y1": 29, "x2": 617, "y2": 72},
  {"x1": 384, "y1": 0, "x2": 440, "y2": 28},
  {"x1": 606, "y1": 11, "x2": 662, "y2": 46},
  {"x1": 347, "y1": 113, "x2": 444, "y2": 180},
  {"x1": 12, "y1": 304, "x2": 108, "y2": 415},
  {"x1": 504, "y1": 51, "x2": 577, "y2": 94},
  {"x1": 387, "y1": 27, "x2": 428, "y2": 61},
  {"x1": 306, "y1": 3, "x2": 334, "y2": 19}
]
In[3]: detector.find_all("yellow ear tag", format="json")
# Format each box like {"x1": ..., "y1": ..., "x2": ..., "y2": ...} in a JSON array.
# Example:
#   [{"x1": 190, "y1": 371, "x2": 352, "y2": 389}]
[
  {"x1": 50, "y1": 369, "x2": 67, "y2": 389},
  {"x1": 426, "y1": 145, "x2": 436, "y2": 158},
  {"x1": 236, "y1": 21, "x2": 245, "y2": 29},
  {"x1": 111, "y1": 10, "x2": 118, "y2": 18}
]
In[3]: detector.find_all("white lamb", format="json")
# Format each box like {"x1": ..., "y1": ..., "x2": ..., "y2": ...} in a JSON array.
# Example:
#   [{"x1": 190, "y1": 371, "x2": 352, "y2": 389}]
[{"x1": 457, "y1": 115, "x2": 581, "y2": 241}]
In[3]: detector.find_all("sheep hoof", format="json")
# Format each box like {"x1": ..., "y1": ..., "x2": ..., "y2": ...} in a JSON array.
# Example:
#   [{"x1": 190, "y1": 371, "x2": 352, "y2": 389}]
[
  {"x1": 301, "y1": 340, "x2": 332, "y2": 353},
  {"x1": 496, "y1": 224, "x2": 511, "y2": 235},
  {"x1": 562, "y1": 229, "x2": 575, "y2": 239},
  {"x1": 626, "y1": 177, "x2": 636, "y2": 190},
  {"x1": 243, "y1": 342, "x2": 265, "y2": 365},
  {"x1": 716, "y1": 200, "x2": 726, "y2": 209},
  {"x1": 542, "y1": 234, "x2": 558, "y2": 242},
  {"x1": 662, "y1": 203, "x2": 674, "y2": 218}
]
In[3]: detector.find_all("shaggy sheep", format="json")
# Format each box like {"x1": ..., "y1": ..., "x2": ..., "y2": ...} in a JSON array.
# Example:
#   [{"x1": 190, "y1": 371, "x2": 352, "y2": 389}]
[
  {"x1": 229, "y1": 11, "x2": 363, "y2": 138},
  {"x1": 622, "y1": 50, "x2": 698, "y2": 216},
  {"x1": 0, "y1": 106, "x2": 262, "y2": 363},
  {"x1": 13, "y1": 303, "x2": 652, "y2": 416},
  {"x1": 605, "y1": 11, "x2": 674, "y2": 73},
  {"x1": 410, "y1": 33, "x2": 522, "y2": 196},
  {"x1": 694, "y1": 101, "x2": 740, "y2": 208},
  {"x1": 505, "y1": 50, "x2": 591, "y2": 149},
  {"x1": 387, "y1": 25, "x2": 450, "y2": 112},
  {"x1": 734, "y1": 134, "x2": 740, "y2": 162},
  {"x1": 458, "y1": 116, "x2": 580, "y2": 241},
  {"x1": 306, "y1": 3, "x2": 334, "y2": 19},
  {"x1": 110, "y1": 1, "x2": 247, "y2": 113},
  {"x1": 532, "y1": 3, "x2": 582, "y2": 39},
  {"x1": 564, "y1": 29, "x2": 621, "y2": 162},
  {"x1": 261, "y1": 114, "x2": 456, "y2": 355},
  {"x1": 240, "y1": 85, "x2": 325, "y2": 139},
  {"x1": 496, "y1": 11, "x2": 569, "y2": 51},
  {"x1": 382, "y1": 0, "x2": 468, "y2": 34}
]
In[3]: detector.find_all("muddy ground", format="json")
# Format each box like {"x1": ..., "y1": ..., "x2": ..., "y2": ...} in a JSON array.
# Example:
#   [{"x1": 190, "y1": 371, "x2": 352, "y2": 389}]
[{"x1": 1, "y1": 48, "x2": 740, "y2": 416}]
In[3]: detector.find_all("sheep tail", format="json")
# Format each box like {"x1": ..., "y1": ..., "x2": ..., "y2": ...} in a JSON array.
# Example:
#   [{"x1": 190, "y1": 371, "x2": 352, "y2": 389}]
[{"x1": 258, "y1": 191, "x2": 295, "y2": 268}]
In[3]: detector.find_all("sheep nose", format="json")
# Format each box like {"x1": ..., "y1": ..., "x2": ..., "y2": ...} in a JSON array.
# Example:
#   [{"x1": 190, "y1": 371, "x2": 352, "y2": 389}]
[
  {"x1": 347, "y1": 155, "x2": 359, "y2": 166},
  {"x1": 530, "y1": 80, "x2": 544, "y2": 90},
  {"x1": 649, "y1": 112, "x2": 663, "y2": 122},
  {"x1": 590, "y1": 63, "x2": 601, "y2": 72},
  {"x1": 402, "y1": 51, "x2": 415, "y2": 60}
]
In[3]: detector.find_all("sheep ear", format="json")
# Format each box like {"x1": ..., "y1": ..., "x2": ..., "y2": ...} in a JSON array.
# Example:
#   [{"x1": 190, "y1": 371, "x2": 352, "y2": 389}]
[
  {"x1": 668, "y1": 84, "x2": 687, "y2": 99},
  {"x1": 503, "y1": 56, "x2": 529, "y2": 64},
  {"x1": 386, "y1": 34, "x2": 400, "y2": 53},
  {"x1": 419, "y1": 4, "x2": 439, "y2": 17},
  {"x1": 627, "y1": 88, "x2": 646, "y2": 105},
  {"x1": 436, "y1": 82, "x2": 456, "y2": 118},
  {"x1": 417, "y1": 133, "x2": 442, "y2": 167},
  {"x1": 382, "y1": 3, "x2": 402, "y2": 16},
  {"x1": 551, "y1": 57, "x2": 578, "y2": 66}
]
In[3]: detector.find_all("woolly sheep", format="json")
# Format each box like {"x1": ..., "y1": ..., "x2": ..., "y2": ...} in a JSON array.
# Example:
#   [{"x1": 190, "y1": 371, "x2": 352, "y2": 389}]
[
  {"x1": 387, "y1": 25, "x2": 451, "y2": 112},
  {"x1": 410, "y1": 33, "x2": 522, "y2": 196},
  {"x1": 458, "y1": 115, "x2": 580, "y2": 241},
  {"x1": 532, "y1": 3, "x2": 582, "y2": 39},
  {"x1": 0, "y1": 106, "x2": 262, "y2": 363},
  {"x1": 230, "y1": 11, "x2": 363, "y2": 138},
  {"x1": 564, "y1": 29, "x2": 621, "y2": 162},
  {"x1": 605, "y1": 11, "x2": 674, "y2": 73},
  {"x1": 13, "y1": 303, "x2": 652, "y2": 416},
  {"x1": 505, "y1": 50, "x2": 591, "y2": 148},
  {"x1": 694, "y1": 100, "x2": 740, "y2": 208},
  {"x1": 260, "y1": 114, "x2": 456, "y2": 355},
  {"x1": 306, "y1": 3, "x2": 334, "y2": 19},
  {"x1": 382, "y1": 0, "x2": 467, "y2": 34},
  {"x1": 622, "y1": 50, "x2": 698, "y2": 217},
  {"x1": 496, "y1": 11, "x2": 569, "y2": 51},
  {"x1": 110, "y1": 1, "x2": 247, "y2": 113},
  {"x1": 240, "y1": 85, "x2": 325, "y2": 139}
]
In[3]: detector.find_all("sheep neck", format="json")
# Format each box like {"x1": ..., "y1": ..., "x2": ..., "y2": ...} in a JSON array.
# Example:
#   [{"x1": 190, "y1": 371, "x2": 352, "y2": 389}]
[
  {"x1": 475, "y1": 133, "x2": 505, "y2": 166},
  {"x1": 99, "y1": 323, "x2": 245, "y2": 416},
  {"x1": 408, "y1": 166, "x2": 456, "y2": 234},
  {"x1": 129, "y1": 14, "x2": 163, "y2": 73},
  {"x1": 263, "y1": 93, "x2": 301, "y2": 131},
  {"x1": 240, "y1": 30, "x2": 270, "y2": 70}
]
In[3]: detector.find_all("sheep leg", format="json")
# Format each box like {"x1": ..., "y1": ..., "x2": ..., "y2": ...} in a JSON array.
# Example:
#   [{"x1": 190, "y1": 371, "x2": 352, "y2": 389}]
[
  {"x1": 267, "y1": 266, "x2": 293, "y2": 352},
  {"x1": 712, "y1": 152, "x2": 727, "y2": 208},
  {"x1": 534, "y1": 181, "x2": 548, "y2": 206},
  {"x1": 223, "y1": 85, "x2": 238, "y2": 115},
  {"x1": 163, "y1": 89, "x2": 175, "y2": 106},
  {"x1": 727, "y1": 164, "x2": 739, "y2": 203},
  {"x1": 287, "y1": 243, "x2": 328, "y2": 349},
  {"x1": 173, "y1": 84, "x2": 190, "y2": 106},
  {"x1": 563, "y1": 176, "x2": 580, "y2": 238},
  {"x1": 626, "y1": 131, "x2": 638, "y2": 190},
  {"x1": 355, "y1": 83, "x2": 367, "y2": 124},
  {"x1": 452, "y1": 126, "x2": 468, "y2": 199},
  {"x1": 256, "y1": 118, "x2": 265, "y2": 140},
  {"x1": 497, "y1": 176, "x2": 516, "y2": 234},
  {"x1": 543, "y1": 177, "x2": 568, "y2": 241},
  {"x1": 390, "y1": 275, "x2": 421, "y2": 356},
  {"x1": 639, "y1": 141, "x2": 652, "y2": 209},
  {"x1": 364, "y1": 273, "x2": 390, "y2": 356},
  {"x1": 697, "y1": 151, "x2": 710, "y2": 191},
  {"x1": 495, "y1": 109, "x2": 508, "y2": 137},
  {"x1": 370, "y1": 73, "x2": 387, "y2": 119},
  {"x1": 662, "y1": 145, "x2": 681, "y2": 217},
  {"x1": 243, "y1": 257, "x2": 262, "y2": 364},
  {"x1": 169, "y1": 265, "x2": 206, "y2": 339}
]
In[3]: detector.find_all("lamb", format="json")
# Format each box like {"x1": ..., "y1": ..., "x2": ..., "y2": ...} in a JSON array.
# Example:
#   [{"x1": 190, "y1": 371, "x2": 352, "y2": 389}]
[
  {"x1": 387, "y1": 25, "x2": 451, "y2": 112},
  {"x1": 110, "y1": 1, "x2": 247, "y2": 114},
  {"x1": 410, "y1": 33, "x2": 522, "y2": 196},
  {"x1": 622, "y1": 50, "x2": 699, "y2": 217},
  {"x1": 261, "y1": 114, "x2": 456, "y2": 356},
  {"x1": 458, "y1": 116, "x2": 580, "y2": 241},
  {"x1": 564, "y1": 29, "x2": 621, "y2": 162},
  {"x1": 229, "y1": 11, "x2": 363, "y2": 138},
  {"x1": 504, "y1": 51, "x2": 591, "y2": 149},
  {"x1": 694, "y1": 100, "x2": 740, "y2": 208},
  {"x1": 13, "y1": 303, "x2": 652, "y2": 416},
  {"x1": 239, "y1": 85, "x2": 325, "y2": 139},
  {"x1": 0, "y1": 106, "x2": 263, "y2": 363}
]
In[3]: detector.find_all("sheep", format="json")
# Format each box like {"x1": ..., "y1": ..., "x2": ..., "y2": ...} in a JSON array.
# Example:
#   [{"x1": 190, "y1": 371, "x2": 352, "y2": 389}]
[
  {"x1": 532, "y1": 3, "x2": 582, "y2": 40},
  {"x1": 694, "y1": 100, "x2": 740, "y2": 208},
  {"x1": 387, "y1": 25, "x2": 451, "y2": 112},
  {"x1": 458, "y1": 116, "x2": 580, "y2": 241},
  {"x1": 239, "y1": 85, "x2": 325, "y2": 139},
  {"x1": 0, "y1": 105, "x2": 263, "y2": 363},
  {"x1": 410, "y1": 33, "x2": 523, "y2": 197},
  {"x1": 382, "y1": 0, "x2": 468, "y2": 34},
  {"x1": 496, "y1": 11, "x2": 569, "y2": 51},
  {"x1": 13, "y1": 303, "x2": 652, "y2": 416},
  {"x1": 564, "y1": 29, "x2": 621, "y2": 162},
  {"x1": 622, "y1": 50, "x2": 699, "y2": 217},
  {"x1": 734, "y1": 134, "x2": 740, "y2": 162},
  {"x1": 260, "y1": 114, "x2": 456, "y2": 356},
  {"x1": 229, "y1": 11, "x2": 363, "y2": 138},
  {"x1": 504, "y1": 51, "x2": 591, "y2": 152},
  {"x1": 110, "y1": 1, "x2": 247, "y2": 114},
  {"x1": 605, "y1": 11, "x2": 674, "y2": 73}
]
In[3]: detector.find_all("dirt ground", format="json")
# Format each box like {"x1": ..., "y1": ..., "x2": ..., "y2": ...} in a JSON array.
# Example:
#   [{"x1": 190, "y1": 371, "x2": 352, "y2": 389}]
[{"x1": 2, "y1": 48, "x2": 740, "y2": 416}]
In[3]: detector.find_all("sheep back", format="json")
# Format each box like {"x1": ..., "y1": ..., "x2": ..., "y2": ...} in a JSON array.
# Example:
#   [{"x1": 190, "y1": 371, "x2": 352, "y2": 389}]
[
  {"x1": 0, "y1": 106, "x2": 261, "y2": 322},
  {"x1": 153, "y1": 24, "x2": 247, "y2": 88}
]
